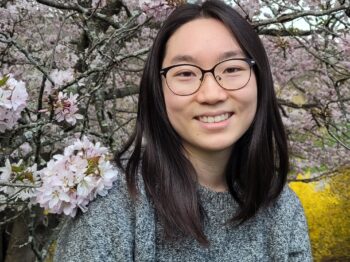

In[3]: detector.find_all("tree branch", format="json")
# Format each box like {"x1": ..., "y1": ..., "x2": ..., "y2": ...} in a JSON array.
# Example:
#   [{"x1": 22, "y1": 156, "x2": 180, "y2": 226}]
[
  {"x1": 278, "y1": 98, "x2": 319, "y2": 109},
  {"x1": 258, "y1": 28, "x2": 321, "y2": 36},
  {"x1": 36, "y1": 0, "x2": 121, "y2": 29},
  {"x1": 253, "y1": 4, "x2": 349, "y2": 28},
  {"x1": 103, "y1": 85, "x2": 139, "y2": 100},
  {"x1": 288, "y1": 166, "x2": 349, "y2": 183}
]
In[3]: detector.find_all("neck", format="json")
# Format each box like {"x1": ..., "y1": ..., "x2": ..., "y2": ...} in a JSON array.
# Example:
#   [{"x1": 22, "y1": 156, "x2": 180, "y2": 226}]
[{"x1": 184, "y1": 144, "x2": 232, "y2": 192}]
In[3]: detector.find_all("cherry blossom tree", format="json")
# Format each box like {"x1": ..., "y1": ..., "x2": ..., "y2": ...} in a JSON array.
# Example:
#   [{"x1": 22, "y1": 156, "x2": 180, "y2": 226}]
[{"x1": 0, "y1": 0, "x2": 349, "y2": 261}]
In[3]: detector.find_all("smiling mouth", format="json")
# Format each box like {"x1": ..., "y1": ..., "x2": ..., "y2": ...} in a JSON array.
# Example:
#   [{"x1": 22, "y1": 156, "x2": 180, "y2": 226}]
[{"x1": 197, "y1": 113, "x2": 233, "y2": 123}]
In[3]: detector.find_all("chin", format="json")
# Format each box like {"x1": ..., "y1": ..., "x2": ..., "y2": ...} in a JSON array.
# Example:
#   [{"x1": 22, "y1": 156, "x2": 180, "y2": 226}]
[{"x1": 195, "y1": 141, "x2": 235, "y2": 154}]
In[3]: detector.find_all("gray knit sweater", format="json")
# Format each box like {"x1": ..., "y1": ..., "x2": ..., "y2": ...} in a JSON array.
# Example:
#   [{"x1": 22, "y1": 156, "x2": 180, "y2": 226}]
[{"x1": 54, "y1": 171, "x2": 312, "y2": 262}]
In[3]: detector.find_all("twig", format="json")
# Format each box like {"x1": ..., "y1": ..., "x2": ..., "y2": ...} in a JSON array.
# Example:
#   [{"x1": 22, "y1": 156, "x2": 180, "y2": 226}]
[
  {"x1": 0, "y1": 206, "x2": 29, "y2": 226},
  {"x1": 0, "y1": 35, "x2": 54, "y2": 85},
  {"x1": 34, "y1": 76, "x2": 48, "y2": 165},
  {"x1": 327, "y1": 129, "x2": 350, "y2": 151},
  {"x1": 0, "y1": 182, "x2": 39, "y2": 188}
]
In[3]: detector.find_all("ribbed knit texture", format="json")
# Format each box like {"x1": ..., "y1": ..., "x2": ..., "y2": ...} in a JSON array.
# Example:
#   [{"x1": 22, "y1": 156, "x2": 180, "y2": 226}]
[{"x1": 54, "y1": 171, "x2": 312, "y2": 262}]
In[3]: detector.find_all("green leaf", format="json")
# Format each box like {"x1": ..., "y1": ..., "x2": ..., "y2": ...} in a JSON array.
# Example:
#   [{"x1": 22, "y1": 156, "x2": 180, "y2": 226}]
[
  {"x1": 0, "y1": 75, "x2": 9, "y2": 87},
  {"x1": 12, "y1": 165, "x2": 24, "y2": 173}
]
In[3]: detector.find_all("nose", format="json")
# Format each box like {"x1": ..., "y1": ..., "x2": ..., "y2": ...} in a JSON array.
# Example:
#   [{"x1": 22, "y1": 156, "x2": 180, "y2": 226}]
[{"x1": 195, "y1": 72, "x2": 228, "y2": 104}]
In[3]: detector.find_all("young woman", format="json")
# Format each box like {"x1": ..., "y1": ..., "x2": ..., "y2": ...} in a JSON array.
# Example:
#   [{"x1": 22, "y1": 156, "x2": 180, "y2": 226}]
[{"x1": 54, "y1": 0, "x2": 312, "y2": 261}]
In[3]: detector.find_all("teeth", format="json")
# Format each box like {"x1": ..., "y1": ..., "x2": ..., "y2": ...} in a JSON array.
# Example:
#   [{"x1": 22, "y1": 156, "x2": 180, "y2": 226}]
[
  {"x1": 198, "y1": 113, "x2": 230, "y2": 123},
  {"x1": 214, "y1": 115, "x2": 220, "y2": 122}
]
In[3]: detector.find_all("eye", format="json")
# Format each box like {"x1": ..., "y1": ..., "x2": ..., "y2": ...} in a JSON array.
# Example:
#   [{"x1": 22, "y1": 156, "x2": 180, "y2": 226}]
[
  {"x1": 174, "y1": 71, "x2": 196, "y2": 78},
  {"x1": 223, "y1": 67, "x2": 241, "y2": 74}
]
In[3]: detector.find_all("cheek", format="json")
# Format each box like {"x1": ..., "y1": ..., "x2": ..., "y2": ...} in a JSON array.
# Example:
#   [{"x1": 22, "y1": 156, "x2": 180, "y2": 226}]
[
  {"x1": 163, "y1": 86, "x2": 186, "y2": 127},
  {"x1": 247, "y1": 90, "x2": 258, "y2": 116},
  {"x1": 250, "y1": 83, "x2": 258, "y2": 117},
  {"x1": 234, "y1": 80, "x2": 258, "y2": 117},
  {"x1": 245, "y1": 78, "x2": 258, "y2": 116},
  {"x1": 163, "y1": 94, "x2": 196, "y2": 142}
]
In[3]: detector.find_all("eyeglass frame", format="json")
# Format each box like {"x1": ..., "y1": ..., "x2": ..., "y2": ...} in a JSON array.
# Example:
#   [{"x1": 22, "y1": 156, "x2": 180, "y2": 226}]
[{"x1": 160, "y1": 58, "x2": 256, "y2": 96}]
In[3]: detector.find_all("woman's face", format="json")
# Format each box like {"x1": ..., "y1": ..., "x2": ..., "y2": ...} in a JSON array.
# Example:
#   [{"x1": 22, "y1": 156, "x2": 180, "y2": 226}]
[{"x1": 161, "y1": 18, "x2": 257, "y2": 156}]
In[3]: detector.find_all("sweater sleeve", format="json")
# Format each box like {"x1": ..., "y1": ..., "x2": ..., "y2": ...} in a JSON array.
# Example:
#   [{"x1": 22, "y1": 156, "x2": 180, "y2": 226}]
[
  {"x1": 53, "y1": 171, "x2": 135, "y2": 262},
  {"x1": 286, "y1": 188, "x2": 313, "y2": 262}
]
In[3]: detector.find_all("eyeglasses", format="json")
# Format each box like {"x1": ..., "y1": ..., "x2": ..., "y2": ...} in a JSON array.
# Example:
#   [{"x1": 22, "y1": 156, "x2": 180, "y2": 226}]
[{"x1": 160, "y1": 58, "x2": 255, "y2": 96}]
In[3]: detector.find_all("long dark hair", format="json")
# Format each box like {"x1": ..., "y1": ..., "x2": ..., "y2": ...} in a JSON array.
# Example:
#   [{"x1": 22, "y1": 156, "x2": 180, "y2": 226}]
[{"x1": 116, "y1": 0, "x2": 288, "y2": 245}]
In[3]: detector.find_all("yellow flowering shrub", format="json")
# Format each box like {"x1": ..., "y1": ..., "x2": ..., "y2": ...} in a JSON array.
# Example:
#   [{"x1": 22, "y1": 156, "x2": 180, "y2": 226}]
[{"x1": 289, "y1": 169, "x2": 350, "y2": 261}]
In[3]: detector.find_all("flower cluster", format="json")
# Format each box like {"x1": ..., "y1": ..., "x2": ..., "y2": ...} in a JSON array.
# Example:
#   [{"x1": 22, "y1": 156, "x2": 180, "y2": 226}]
[
  {"x1": 35, "y1": 137, "x2": 118, "y2": 217},
  {"x1": 0, "y1": 159, "x2": 39, "y2": 202},
  {"x1": 52, "y1": 92, "x2": 83, "y2": 125},
  {"x1": 0, "y1": 74, "x2": 28, "y2": 133}
]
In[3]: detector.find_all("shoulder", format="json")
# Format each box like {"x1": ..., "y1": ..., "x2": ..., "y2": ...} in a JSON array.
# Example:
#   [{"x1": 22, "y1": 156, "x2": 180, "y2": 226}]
[
  {"x1": 259, "y1": 185, "x2": 312, "y2": 260},
  {"x1": 268, "y1": 184, "x2": 305, "y2": 220},
  {"x1": 81, "y1": 167, "x2": 151, "y2": 221},
  {"x1": 261, "y1": 184, "x2": 309, "y2": 237},
  {"x1": 264, "y1": 184, "x2": 310, "y2": 247}
]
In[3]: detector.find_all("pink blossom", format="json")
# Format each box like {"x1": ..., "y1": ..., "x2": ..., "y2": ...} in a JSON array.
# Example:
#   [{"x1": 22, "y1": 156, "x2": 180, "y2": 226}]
[
  {"x1": 20, "y1": 142, "x2": 32, "y2": 156},
  {"x1": 0, "y1": 74, "x2": 28, "y2": 132},
  {"x1": 0, "y1": 159, "x2": 39, "y2": 201},
  {"x1": 8, "y1": 78, "x2": 27, "y2": 110},
  {"x1": 53, "y1": 92, "x2": 83, "y2": 125},
  {"x1": 44, "y1": 68, "x2": 75, "y2": 95},
  {"x1": 0, "y1": 159, "x2": 12, "y2": 182},
  {"x1": 35, "y1": 136, "x2": 118, "y2": 217}
]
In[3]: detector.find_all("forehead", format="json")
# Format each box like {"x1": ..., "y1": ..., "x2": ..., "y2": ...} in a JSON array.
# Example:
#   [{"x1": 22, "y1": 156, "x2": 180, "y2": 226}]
[{"x1": 163, "y1": 18, "x2": 244, "y2": 65}]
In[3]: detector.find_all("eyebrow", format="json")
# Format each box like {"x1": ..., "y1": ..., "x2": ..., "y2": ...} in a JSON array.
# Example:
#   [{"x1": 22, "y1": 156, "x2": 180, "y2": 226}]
[
  {"x1": 170, "y1": 55, "x2": 198, "y2": 64},
  {"x1": 218, "y1": 50, "x2": 245, "y2": 61},
  {"x1": 169, "y1": 50, "x2": 245, "y2": 65}
]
